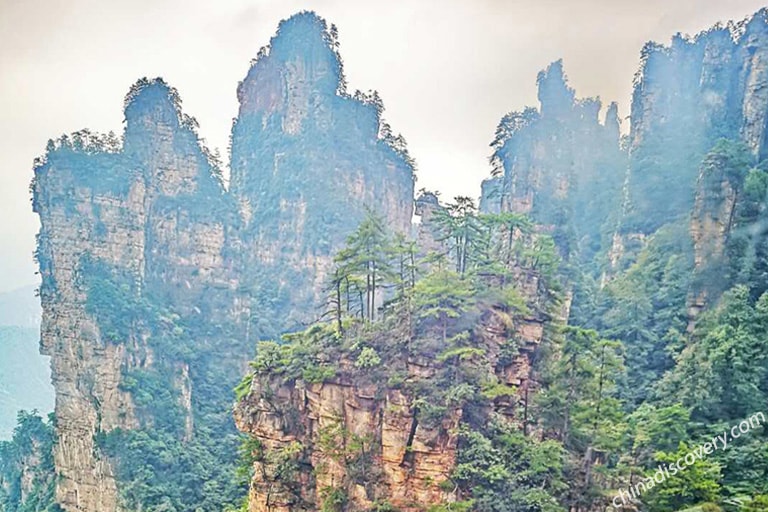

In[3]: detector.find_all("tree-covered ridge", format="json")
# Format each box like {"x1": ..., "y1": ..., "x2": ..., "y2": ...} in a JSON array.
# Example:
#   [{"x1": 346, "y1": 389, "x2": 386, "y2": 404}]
[{"x1": 235, "y1": 207, "x2": 628, "y2": 512}]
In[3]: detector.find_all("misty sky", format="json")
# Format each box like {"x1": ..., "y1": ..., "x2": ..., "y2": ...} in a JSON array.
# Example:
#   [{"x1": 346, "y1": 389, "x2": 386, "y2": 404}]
[{"x1": 1, "y1": 0, "x2": 766, "y2": 293}]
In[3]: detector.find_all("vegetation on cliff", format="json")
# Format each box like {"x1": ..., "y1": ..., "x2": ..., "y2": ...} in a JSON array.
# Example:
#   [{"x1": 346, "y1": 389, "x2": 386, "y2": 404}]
[
  {"x1": 235, "y1": 208, "x2": 617, "y2": 511},
  {"x1": 478, "y1": 15, "x2": 768, "y2": 506},
  {"x1": 490, "y1": 68, "x2": 768, "y2": 511},
  {"x1": 6, "y1": 7, "x2": 768, "y2": 512},
  {"x1": 83, "y1": 257, "x2": 248, "y2": 511},
  {"x1": 0, "y1": 412, "x2": 60, "y2": 512},
  {"x1": 230, "y1": 11, "x2": 416, "y2": 338}
]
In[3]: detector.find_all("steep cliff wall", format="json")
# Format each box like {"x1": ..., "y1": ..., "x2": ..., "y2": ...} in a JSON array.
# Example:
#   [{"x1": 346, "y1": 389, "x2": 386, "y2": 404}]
[
  {"x1": 486, "y1": 60, "x2": 625, "y2": 269},
  {"x1": 32, "y1": 12, "x2": 416, "y2": 512},
  {"x1": 34, "y1": 131, "x2": 149, "y2": 511},
  {"x1": 612, "y1": 9, "x2": 768, "y2": 321},
  {"x1": 231, "y1": 12, "x2": 415, "y2": 335},
  {"x1": 626, "y1": 9, "x2": 768, "y2": 234},
  {"x1": 32, "y1": 80, "x2": 247, "y2": 511}
]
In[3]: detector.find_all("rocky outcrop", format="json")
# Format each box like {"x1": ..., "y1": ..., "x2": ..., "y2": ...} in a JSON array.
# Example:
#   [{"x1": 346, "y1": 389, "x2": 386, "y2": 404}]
[
  {"x1": 626, "y1": 9, "x2": 768, "y2": 234},
  {"x1": 488, "y1": 60, "x2": 625, "y2": 268},
  {"x1": 234, "y1": 304, "x2": 550, "y2": 512},
  {"x1": 32, "y1": 12, "x2": 415, "y2": 512},
  {"x1": 231, "y1": 12, "x2": 415, "y2": 335},
  {"x1": 685, "y1": 138, "x2": 768, "y2": 325},
  {"x1": 478, "y1": 177, "x2": 502, "y2": 214},
  {"x1": 235, "y1": 375, "x2": 460, "y2": 512},
  {"x1": 687, "y1": 157, "x2": 739, "y2": 323},
  {"x1": 690, "y1": 167, "x2": 739, "y2": 273}
]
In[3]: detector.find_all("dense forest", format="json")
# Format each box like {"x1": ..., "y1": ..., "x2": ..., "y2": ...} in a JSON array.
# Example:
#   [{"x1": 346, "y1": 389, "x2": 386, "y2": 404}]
[{"x1": 4, "y1": 7, "x2": 768, "y2": 512}]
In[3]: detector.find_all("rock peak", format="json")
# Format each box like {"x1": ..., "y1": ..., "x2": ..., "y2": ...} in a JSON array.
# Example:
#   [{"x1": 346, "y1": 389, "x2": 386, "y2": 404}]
[
  {"x1": 271, "y1": 11, "x2": 336, "y2": 55},
  {"x1": 123, "y1": 77, "x2": 184, "y2": 128},
  {"x1": 237, "y1": 11, "x2": 343, "y2": 112},
  {"x1": 537, "y1": 59, "x2": 576, "y2": 118}
]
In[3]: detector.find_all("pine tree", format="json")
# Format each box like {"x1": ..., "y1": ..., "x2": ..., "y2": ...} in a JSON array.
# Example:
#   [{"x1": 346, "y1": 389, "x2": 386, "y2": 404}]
[
  {"x1": 412, "y1": 269, "x2": 475, "y2": 347},
  {"x1": 434, "y1": 197, "x2": 484, "y2": 275},
  {"x1": 332, "y1": 210, "x2": 394, "y2": 322}
]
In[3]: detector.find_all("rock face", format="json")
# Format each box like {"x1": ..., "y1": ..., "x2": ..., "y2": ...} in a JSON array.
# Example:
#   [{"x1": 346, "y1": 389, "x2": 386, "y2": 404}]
[
  {"x1": 233, "y1": 301, "x2": 551, "y2": 512},
  {"x1": 235, "y1": 377, "x2": 460, "y2": 512},
  {"x1": 487, "y1": 60, "x2": 625, "y2": 268},
  {"x1": 231, "y1": 12, "x2": 414, "y2": 335},
  {"x1": 687, "y1": 145, "x2": 741, "y2": 324},
  {"x1": 32, "y1": 12, "x2": 415, "y2": 512},
  {"x1": 626, "y1": 9, "x2": 768, "y2": 234},
  {"x1": 32, "y1": 81, "x2": 243, "y2": 511}
]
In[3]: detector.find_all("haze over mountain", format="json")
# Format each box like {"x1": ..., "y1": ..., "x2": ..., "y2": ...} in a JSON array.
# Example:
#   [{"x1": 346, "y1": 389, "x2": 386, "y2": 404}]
[
  {"x1": 0, "y1": 285, "x2": 41, "y2": 328},
  {"x1": 4, "y1": 3, "x2": 768, "y2": 512},
  {"x1": 1, "y1": 0, "x2": 767, "y2": 292},
  {"x1": 0, "y1": 286, "x2": 52, "y2": 441},
  {"x1": 0, "y1": 326, "x2": 53, "y2": 440}
]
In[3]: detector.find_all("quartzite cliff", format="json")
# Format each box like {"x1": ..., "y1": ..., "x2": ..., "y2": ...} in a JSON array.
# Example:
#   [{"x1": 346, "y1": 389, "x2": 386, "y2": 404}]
[
  {"x1": 19, "y1": 7, "x2": 768, "y2": 512},
  {"x1": 32, "y1": 12, "x2": 414, "y2": 512}
]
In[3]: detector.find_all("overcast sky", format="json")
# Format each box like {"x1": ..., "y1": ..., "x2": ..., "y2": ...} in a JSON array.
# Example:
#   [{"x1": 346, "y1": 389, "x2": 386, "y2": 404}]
[{"x1": 1, "y1": 0, "x2": 766, "y2": 292}]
